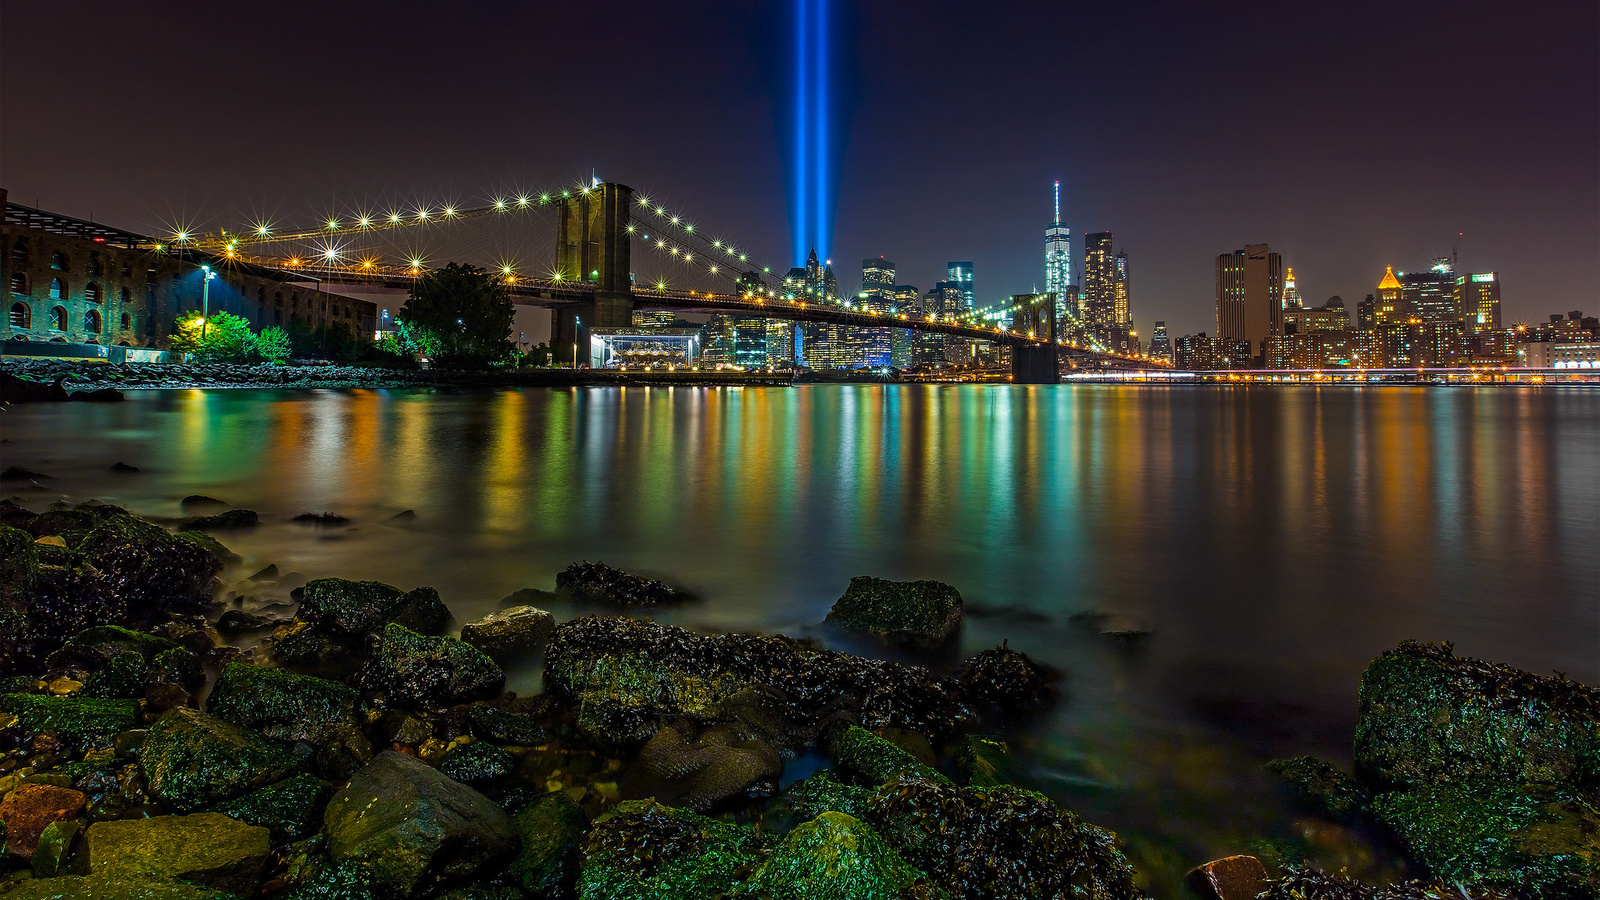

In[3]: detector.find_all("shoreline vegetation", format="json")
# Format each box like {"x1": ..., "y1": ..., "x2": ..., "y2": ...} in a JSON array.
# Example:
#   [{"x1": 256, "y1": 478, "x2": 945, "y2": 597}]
[{"x1": 0, "y1": 494, "x2": 1593, "y2": 899}]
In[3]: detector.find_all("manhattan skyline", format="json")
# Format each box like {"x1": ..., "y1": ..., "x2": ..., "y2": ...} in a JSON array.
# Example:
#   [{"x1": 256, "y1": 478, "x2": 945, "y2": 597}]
[{"x1": 0, "y1": 0, "x2": 1593, "y2": 337}]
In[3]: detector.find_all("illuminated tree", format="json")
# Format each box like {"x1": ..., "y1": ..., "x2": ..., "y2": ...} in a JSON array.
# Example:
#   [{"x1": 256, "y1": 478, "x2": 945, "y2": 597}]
[
  {"x1": 401, "y1": 263, "x2": 514, "y2": 367},
  {"x1": 255, "y1": 326, "x2": 291, "y2": 363},
  {"x1": 171, "y1": 311, "x2": 257, "y2": 362}
]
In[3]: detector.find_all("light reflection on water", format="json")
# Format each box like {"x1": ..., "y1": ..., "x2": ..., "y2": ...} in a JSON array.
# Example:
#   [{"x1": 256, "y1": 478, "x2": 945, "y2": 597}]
[{"x1": 6, "y1": 384, "x2": 1598, "y2": 893}]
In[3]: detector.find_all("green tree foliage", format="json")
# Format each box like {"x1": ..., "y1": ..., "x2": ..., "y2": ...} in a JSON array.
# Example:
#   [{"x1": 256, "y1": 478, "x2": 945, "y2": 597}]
[
  {"x1": 255, "y1": 326, "x2": 291, "y2": 363},
  {"x1": 401, "y1": 263, "x2": 514, "y2": 368},
  {"x1": 171, "y1": 311, "x2": 257, "y2": 362},
  {"x1": 377, "y1": 320, "x2": 441, "y2": 362}
]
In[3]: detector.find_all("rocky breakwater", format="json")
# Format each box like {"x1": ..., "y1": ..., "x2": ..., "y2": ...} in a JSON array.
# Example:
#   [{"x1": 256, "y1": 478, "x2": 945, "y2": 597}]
[{"x1": 1, "y1": 358, "x2": 429, "y2": 395}]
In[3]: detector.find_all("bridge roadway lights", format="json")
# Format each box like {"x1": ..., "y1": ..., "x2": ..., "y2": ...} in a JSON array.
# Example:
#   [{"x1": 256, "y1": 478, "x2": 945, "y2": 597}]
[{"x1": 1010, "y1": 345, "x2": 1061, "y2": 384}]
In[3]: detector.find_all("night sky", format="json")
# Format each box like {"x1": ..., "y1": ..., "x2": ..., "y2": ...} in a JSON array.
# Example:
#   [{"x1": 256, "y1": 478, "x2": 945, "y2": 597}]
[{"x1": 3, "y1": 1, "x2": 1594, "y2": 337}]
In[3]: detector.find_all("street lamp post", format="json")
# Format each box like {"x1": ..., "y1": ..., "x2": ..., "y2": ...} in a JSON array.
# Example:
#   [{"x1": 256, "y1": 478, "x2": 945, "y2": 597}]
[
  {"x1": 573, "y1": 316, "x2": 581, "y2": 369},
  {"x1": 200, "y1": 264, "x2": 217, "y2": 341}
]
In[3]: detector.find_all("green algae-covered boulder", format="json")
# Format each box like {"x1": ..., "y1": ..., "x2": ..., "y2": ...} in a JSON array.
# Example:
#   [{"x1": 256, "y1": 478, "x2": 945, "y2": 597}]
[
  {"x1": 75, "y1": 512, "x2": 222, "y2": 610},
  {"x1": 53, "y1": 625, "x2": 179, "y2": 664},
  {"x1": 460, "y1": 605, "x2": 556, "y2": 661},
  {"x1": 824, "y1": 725, "x2": 950, "y2": 787},
  {"x1": 577, "y1": 800, "x2": 767, "y2": 900},
  {"x1": 738, "y1": 811, "x2": 941, "y2": 900},
  {"x1": 1371, "y1": 781, "x2": 1600, "y2": 898},
  {"x1": 508, "y1": 791, "x2": 588, "y2": 898},
  {"x1": 866, "y1": 775, "x2": 1139, "y2": 900},
  {"x1": 438, "y1": 740, "x2": 514, "y2": 785},
  {"x1": 0, "y1": 523, "x2": 39, "y2": 588},
  {"x1": 0, "y1": 694, "x2": 136, "y2": 749},
  {"x1": 1265, "y1": 755, "x2": 1371, "y2": 822},
  {"x1": 298, "y1": 578, "x2": 450, "y2": 637},
  {"x1": 954, "y1": 735, "x2": 1016, "y2": 788},
  {"x1": 0, "y1": 875, "x2": 240, "y2": 900},
  {"x1": 140, "y1": 708, "x2": 298, "y2": 811},
  {"x1": 324, "y1": 751, "x2": 516, "y2": 894},
  {"x1": 784, "y1": 770, "x2": 877, "y2": 822},
  {"x1": 467, "y1": 703, "x2": 550, "y2": 746},
  {"x1": 78, "y1": 649, "x2": 147, "y2": 699},
  {"x1": 1354, "y1": 640, "x2": 1600, "y2": 792},
  {"x1": 825, "y1": 576, "x2": 963, "y2": 648},
  {"x1": 206, "y1": 662, "x2": 360, "y2": 744},
  {"x1": 211, "y1": 774, "x2": 333, "y2": 844},
  {"x1": 277, "y1": 862, "x2": 375, "y2": 900},
  {"x1": 365, "y1": 624, "x2": 504, "y2": 707},
  {"x1": 86, "y1": 812, "x2": 270, "y2": 896}
]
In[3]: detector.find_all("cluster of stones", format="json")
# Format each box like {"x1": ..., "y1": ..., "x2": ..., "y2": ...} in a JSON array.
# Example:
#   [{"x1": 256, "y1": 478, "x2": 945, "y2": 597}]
[{"x1": 0, "y1": 499, "x2": 1594, "y2": 899}]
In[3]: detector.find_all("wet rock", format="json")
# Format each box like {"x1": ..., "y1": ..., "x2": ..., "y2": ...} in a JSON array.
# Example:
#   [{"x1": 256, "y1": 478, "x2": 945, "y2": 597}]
[
  {"x1": 437, "y1": 741, "x2": 514, "y2": 785},
  {"x1": 247, "y1": 564, "x2": 279, "y2": 581},
  {"x1": 507, "y1": 791, "x2": 587, "y2": 897},
  {"x1": 215, "y1": 609, "x2": 278, "y2": 636},
  {"x1": 0, "y1": 875, "x2": 238, "y2": 899},
  {"x1": 180, "y1": 496, "x2": 229, "y2": 512},
  {"x1": 1371, "y1": 781, "x2": 1599, "y2": 896},
  {"x1": 625, "y1": 720, "x2": 784, "y2": 811},
  {"x1": 298, "y1": 577, "x2": 450, "y2": 637},
  {"x1": 1354, "y1": 640, "x2": 1600, "y2": 792},
  {"x1": 1185, "y1": 855, "x2": 1270, "y2": 900},
  {"x1": 543, "y1": 616, "x2": 968, "y2": 752},
  {"x1": 387, "y1": 510, "x2": 417, "y2": 523},
  {"x1": 86, "y1": 812, "x2": 271, "y2": 896},
  {"x1": 864, "y1": 774, "x2": 1139, "y2": 900},
  {"x1": 823, "y1": 724, "x2": 948, "y2": 787},
  {"x1": 783, "y1": 770, "x2": 876, "y2": 822},
  {"x1": 80, "y1": 512, "x2": 225, "y2": 610},
  {"x1": 501, "y1": 586, "x2": 560, "y2": 607},
  {"x1": 180, "y1": 508, "x2": 259, "y2": 531},
  {"x1": 0, "y1": 373, "x2": 70, "y2": 404},
  {"x1": 312, "y1": 722, "x2": 375, "y2": 781},
  {"x1": 576, "y1": 799, "x2": 768, "y2": 899},
  {"x1": 324, "y1": 751, "x2": 517, "y2": 894},
  {"x1": 738, "y1": 810, "x2": 939, "y2": 900},
  {"x1": 293, "y1": 512, "x2": 351, "y2": 527},
  {"x1": 69, "y1": 387, "x2": 125, "y2": 403},
  {"x1": 31, "y1": 818, "x2": 80, "y2": 877},
  {"x1": 364, "y1": 624, "x2": 505, "y2": 707},
  {"x1": 139, "y1": 707, "x2": 298, "y2": 811},
  {"x1": 466, "y1": 703, "x2": 550, "y2": 746},
  {"x1": 1267, "y1": 755, "x2": 1371, "y2": 822},
  {"x1": 109, "y1": 462, "x2": 140, "y2": 474},
  {"x1": 1259, "y1": 865, "x2": 1510, "y2": 900},
  {"x1": 0, "y1": 783, "x2": 86, "y2": 859},
  {"x1": 825, "y1": 576, "x2": 964, "y2": 648},
  {"x1": 556, "y1": 560, "x2": 693, "y2": 607},
  {"x1": 0, "y1": 695, "x2": 137, "y2": 750},
  {"x1": 206, "y1": 662, "x2": 360, "y2": 745},
  {"x1": 459, "y1": 605, "x2": 555, "y2": 661},
  {"x1": 212, "y1": 774, "x2": 333, "y2": 845},
  {"x1": 79, "y1": 650, "x2": 147, "y2": 699},
  {"x1": 957, "y1": 642, "x2": 1058, "y2": 714},
  {"x1": 50, "y1": 625, "x2": 179, "y2": 669},
  {"x1": 2, "y1": 465, "x2": 52, "y2": 481},
  {"x1": 954, "y1": 734, "x2": 1015, "y2": 788}
]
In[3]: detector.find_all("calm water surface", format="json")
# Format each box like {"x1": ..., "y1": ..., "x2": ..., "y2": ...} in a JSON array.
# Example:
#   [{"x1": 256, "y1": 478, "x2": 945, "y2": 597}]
[{"x1": 6, "y1": 384, "x2": 1597, "y2": 893}]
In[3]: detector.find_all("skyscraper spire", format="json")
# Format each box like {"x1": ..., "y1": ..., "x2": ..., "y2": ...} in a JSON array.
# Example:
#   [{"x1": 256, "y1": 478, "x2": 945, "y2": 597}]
[
  {"x1": 1054, "y1": 180, "x2": 1061, "y2": 224},
  {"x1": 1044, "y1": 182, "x2": 1072, "y2": 326}
]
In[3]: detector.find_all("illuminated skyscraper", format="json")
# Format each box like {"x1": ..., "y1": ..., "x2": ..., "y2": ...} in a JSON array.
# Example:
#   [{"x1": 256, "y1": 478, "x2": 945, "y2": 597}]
[
  {"x1": 1082, "y1": 232, "x2": 1116, "y2": 334},
  {"x1": 1374, "y1": 266, "x2": 1405, "y2": 325},
  {"x1": 1283, "y1": 267, "x2": 1303, "y2": 310},
  {"x1": 1402, "y1": 259, "x2": 1459, "y2": 324},
  {"x1": 946, "y1": 262, "x2": 975, "y2": 310},
  {"x1": 1457, "y1": 272, "x2": 1501, "y2": 333},
  {"x1": 1044, "y1": 181, "x2": 1072, "y2": 323},
  {"x1": 858, "y1": 258, "x2": 897, "y2": 367},
  {"x1": 1149, "y1": 321, "x2": 1172, "y2": 363}
]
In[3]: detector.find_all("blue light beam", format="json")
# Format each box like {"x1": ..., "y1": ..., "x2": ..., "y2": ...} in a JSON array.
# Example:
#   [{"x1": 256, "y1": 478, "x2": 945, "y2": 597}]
[{"x1": 790, "y1": 0, "x2": 834, "y2": 267}]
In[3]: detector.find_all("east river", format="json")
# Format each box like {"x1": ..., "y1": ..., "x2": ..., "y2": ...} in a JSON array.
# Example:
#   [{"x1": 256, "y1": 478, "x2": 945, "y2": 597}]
[{"x1": 6, "y1": 383, "x2": 1597, "y2": 892}]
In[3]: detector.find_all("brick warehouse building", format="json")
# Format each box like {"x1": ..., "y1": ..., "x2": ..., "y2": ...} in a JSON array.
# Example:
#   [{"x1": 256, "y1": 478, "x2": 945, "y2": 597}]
[{"x1": 2, "y1": 189, "x2": 376, "y2": 350}]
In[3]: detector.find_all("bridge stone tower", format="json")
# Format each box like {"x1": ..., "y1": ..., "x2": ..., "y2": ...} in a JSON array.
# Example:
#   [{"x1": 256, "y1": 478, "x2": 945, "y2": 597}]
[{"x1": 554, "y1": 182, "x2": 634, "y2": 366}]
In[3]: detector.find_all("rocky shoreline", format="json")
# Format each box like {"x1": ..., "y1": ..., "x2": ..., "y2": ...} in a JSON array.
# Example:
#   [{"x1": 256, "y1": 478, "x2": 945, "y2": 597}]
[{"x1": 0, "y1": 500, "x2": 1595, "y2": 899}]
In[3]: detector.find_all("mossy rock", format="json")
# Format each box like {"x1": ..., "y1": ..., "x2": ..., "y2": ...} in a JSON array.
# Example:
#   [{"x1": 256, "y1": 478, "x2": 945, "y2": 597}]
[
  {"x1": 865, "y1": 774, "x2": 1140, "y2": 900},
  {"x1": 825, "y1": 576, "x2": 963, "y2": 648},
  {"x1": 438, "y1": 741, "x2": 514, "y2": 785},
  {"x1": 298, "y1": 577, "x2": 450, "y2": 637},
  {"x1": 955, "y1": 735, "x2": 1016, "y2": 788},
  {"x1": 1354, "y1": 640, "x2": 1600, "y2": 792},
  {"x1": 74, "y1": 511, "x2": 222, "y2": 609},
  {"x1": 467, "y1": 703, "x2": 550, "y2": 746},
  {"x1": 277, "y1": 862, "x2": 376, "y2": 900},
  {"x1": 577, "y1": 800, "x2": 768, "y2": 900},
  {"x1": 148, "y1": 647, "x2": 205, "y2": 689},
  {"x1": 0, "y1": 524, "x2": 40, "y2": 588},
  {"x1": 0, "y1": 694, "x2": 137, "y2": 749},
  {"x1": 784, "y1": 769, "x2": 877, "y2": 822},
  {"x1": 173, "y1": 530, "x2": 241, "y2": 566},
  {"x1": 85, "y1": 812, "x2": 270, "y2": 896},
  {"x1": 211, "y1": 774, "x2": 333, "y2": 844},
  {"x1": 206, "y1": 662, "x2": 360, "y2": 744},
  {"x1": 140, "y1": 708, "x2": 299, "y2": 811},
  {"x1": 79, "y1": 649, "x2": 147, "y2": 699},
  {"x1": 824, "y1": 725, "x2": 949, "y2": 787},
  {"x1": 1266, "y1": 755, "x2": 1370, "y2": 821},
  {"x1": 364, "y1": 624, "x2": 504, "y2": 707},
  {"x1": 738, "y1": 810, "x2": 944, "y2": 900},
  {"x1": 0, "y1": 875, "x2": 240, "y2": 899},
  {"x1": 1371, "y1": 781, "x2": 1600, "y2": 897},
  {"x1": 508, "y1": 791, "x2": 588, "y2": 898},
  {"x1": 52, "y1": 625, "x2": 179, "y2": 665}
]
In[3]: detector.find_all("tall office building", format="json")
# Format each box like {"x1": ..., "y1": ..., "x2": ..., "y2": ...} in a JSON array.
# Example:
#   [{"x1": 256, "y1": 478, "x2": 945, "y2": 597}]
[
  {"x1": 946, "y1": 262, "x2": 975, "y2": 310},
  {"x1": 858, "y1": 258, "x2": 898, "y2": 368},
  {"x1": 1374, "y1": 266, "x2": 1405, "y2": 326},
  {"x1": 1457, "y1": 272, "x2": 1501, "y2": 333},
  {"x1": 862, "y1": 257, "x2": 895, "y2": 292},
  {"x1": 1215, "y1": 243, "x2": 1284, "y2": 358},
  {"x1": 1113, "y1": 251, "x2": 1131, "y2": 325},
  {"x1": 1402, "y1": 259, "x2": 1459, "y2": 323},
  {"x1": 1149, "y1": 321, "x2": 1172, "y2": 363},
  {"x1": 1081, "y1": 232, "x2": 1117, "y2": 334},
  {"x1": 1044, "y1": 181, "x2": 1072, "y2": 323},
  {"x1": 891, "y1": 285, "x2": 919, "y2": 368},
  {"x1": 1283, "y1": 267, "x2": 1303, "y2": 310}
]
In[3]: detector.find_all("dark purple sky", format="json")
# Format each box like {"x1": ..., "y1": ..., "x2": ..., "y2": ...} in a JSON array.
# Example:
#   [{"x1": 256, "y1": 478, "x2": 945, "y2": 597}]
[{"x1": 3, "y1": 1, "x2": 1594, "y2": 336}]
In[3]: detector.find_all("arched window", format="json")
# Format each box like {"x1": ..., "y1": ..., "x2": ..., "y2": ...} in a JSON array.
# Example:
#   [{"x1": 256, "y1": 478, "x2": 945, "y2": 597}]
[
  {"x1": 291, "y1": 293, "x2": 300, "y2": 311},
  {"x1": 120, "y1": 312, "x2": 131, "y2": 330},
  {"x1": 9, "y1": 273, "x2": 28, "y2": 296},
  {"x1": 273, "y1": 310, "x2": 282, "y2": 326},
  {"x1": 120, "y1": 287, "x2": 129, "y2": 305},
  {"x1": 87, "y1": 254, "x2": 103, "y2": 276},
  {"x1": 49, "y1": 306, "x2": 67, "y2": 331},
  {"x1": 49, "y1": 277, "x2": 66, "y2": 301},
  {"x1": 10, "y1": 241, "x2": 28, "y2": 267},
  {"x1": 50, "y1": 251, "x2": 66, "y2": 271},
  {"x1": 8, "y1": 302, "x2": 30, "y2": 329},
  {"x1": 85, "y1": 309, "x2": 102, "y2": 334},
  {"x1": 85, "y1": 283, "x2": 101, "y2": 303}
]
